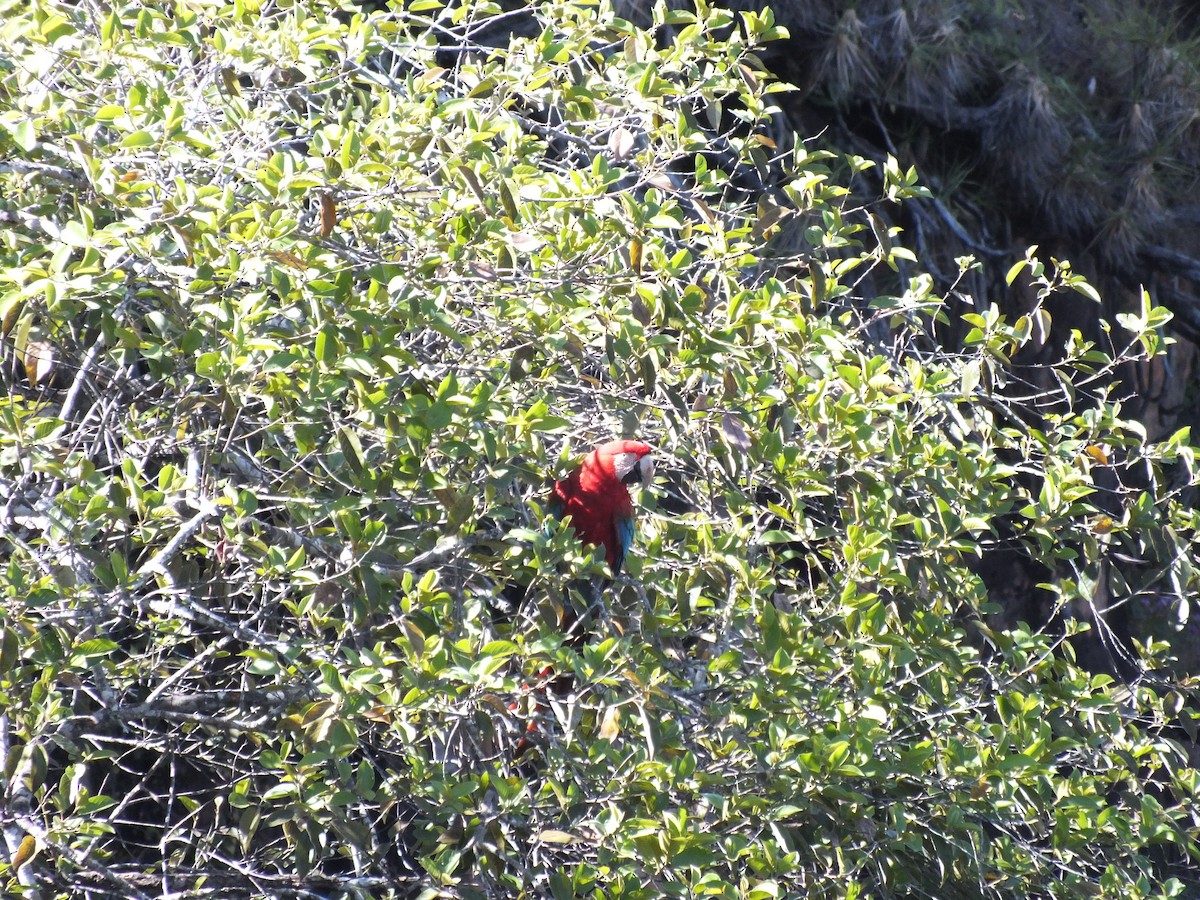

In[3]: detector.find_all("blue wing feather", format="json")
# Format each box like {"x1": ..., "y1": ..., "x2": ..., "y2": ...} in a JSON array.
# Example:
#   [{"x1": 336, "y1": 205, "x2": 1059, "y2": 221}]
[
  {"x1": 546, "y1": 493, "x2": 564, "y2": 528},
  {"x1": 613, "y1": 515, "x2": 635, "y2": 576}
]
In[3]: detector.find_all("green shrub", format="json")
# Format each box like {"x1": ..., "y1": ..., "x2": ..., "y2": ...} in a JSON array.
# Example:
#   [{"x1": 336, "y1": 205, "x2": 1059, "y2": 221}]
[{"x1": 0, "y1": 1, "x2": 1197, "y2": 897}]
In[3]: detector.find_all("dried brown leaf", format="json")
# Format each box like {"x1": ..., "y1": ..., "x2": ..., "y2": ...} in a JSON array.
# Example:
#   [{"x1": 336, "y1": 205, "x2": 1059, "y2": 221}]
[
  {"x1": 319, "y1": 192, "x2": 337, "y2": 239},
  {"x1": 24, "y1": 340, "x2": 54, "y2": 386},
  {"x1": 721, "y1": 412, "x2": 752, "y2": 452}
]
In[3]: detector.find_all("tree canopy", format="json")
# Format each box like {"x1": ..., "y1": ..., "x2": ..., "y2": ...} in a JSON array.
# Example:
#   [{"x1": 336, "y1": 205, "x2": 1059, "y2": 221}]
[{"x1": 1, "y1": 1, "x2": 1199, "y2": 898}]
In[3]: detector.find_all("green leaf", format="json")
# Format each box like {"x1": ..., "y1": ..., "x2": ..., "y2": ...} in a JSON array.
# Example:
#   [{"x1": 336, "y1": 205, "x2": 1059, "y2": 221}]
[
  {"x1": 1005, "y1": 259, "x2": 1028, "y2": 285},
  {"x1": 960, "y1": 359, "x2": 980, "y2": 397},
  {"x1": 120, "y1": 130, "x2": 156, "y2": 148},
  {"x1": 59, "y1": 220, "x2": 90, "y2": 248},
  {"x1": 74, "y1": 639, "x2": 119, "y2": 659},
  {"x1": 8, "y1": 119, "x2": 36, "y2": 152},
  {"x1": 336, "y1": 426, "x2": 366, "y2": 475},
  {"x1": 1070, "y1": 280, "x2": 1101, "y2": 303},
  {"x1": 76, "y1": 794, "x2": 117, "y2": 815},
  {"x1": 263, "y1": 351, "x2": 303, "y2": 372}
]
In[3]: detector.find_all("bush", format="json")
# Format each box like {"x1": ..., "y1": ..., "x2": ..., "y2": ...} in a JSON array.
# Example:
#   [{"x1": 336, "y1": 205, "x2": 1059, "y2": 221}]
[{"x1": 1, "y1": 1, "x2": 1197, "y2": 897}]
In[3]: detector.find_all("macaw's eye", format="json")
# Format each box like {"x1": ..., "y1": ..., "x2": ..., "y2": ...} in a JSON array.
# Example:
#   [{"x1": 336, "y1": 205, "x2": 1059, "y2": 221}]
[{"x1": 613, "y1": 451, "x2": 639, "y2": 484}]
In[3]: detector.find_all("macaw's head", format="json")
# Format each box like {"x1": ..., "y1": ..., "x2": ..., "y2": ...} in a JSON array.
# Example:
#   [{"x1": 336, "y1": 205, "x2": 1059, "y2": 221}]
[{"x1": 595, "y1": 439, "x2": 655, "y2": 490}]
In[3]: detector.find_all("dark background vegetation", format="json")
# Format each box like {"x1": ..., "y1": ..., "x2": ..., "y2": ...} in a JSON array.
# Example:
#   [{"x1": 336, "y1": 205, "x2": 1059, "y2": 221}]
[{"x1": 612, "y1": 0, "x2": 1200, "y2": 433}]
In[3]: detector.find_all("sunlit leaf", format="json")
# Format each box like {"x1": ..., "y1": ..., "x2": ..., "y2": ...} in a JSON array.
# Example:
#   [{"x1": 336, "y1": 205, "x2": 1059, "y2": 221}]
[{"x1": 608, "y1": 126, "x2": 635, "y2": 161}]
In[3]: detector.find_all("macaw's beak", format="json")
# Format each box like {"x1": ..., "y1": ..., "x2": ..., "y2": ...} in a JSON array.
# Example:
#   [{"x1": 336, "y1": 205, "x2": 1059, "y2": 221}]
[
  {"x1": 613, "y1": 448, "x2": 654, "y2": 487},
  {"x1": 639, "y1": 454, "x2": 655, "y2": 489},
  {"x1": 628, "y1": 453, "x2": 657, "y2": 489}
]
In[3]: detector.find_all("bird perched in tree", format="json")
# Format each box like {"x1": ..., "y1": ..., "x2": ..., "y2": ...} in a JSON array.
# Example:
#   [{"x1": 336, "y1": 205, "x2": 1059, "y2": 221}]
[
  {"x1": 507, "y1": 439, "x2": 654, "y2": 760},
  {"x1": 547, "y1": 439, "x2": 655, "y2": 576}
]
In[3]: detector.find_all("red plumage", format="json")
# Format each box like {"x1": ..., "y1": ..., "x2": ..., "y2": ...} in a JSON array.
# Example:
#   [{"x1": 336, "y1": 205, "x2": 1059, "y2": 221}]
[
  {"x1": 549, "y1": 439, "x2": 654, "y2": 575},
  {"x1": 508, "y1": 440, "x2": 653, "y2": 759}
]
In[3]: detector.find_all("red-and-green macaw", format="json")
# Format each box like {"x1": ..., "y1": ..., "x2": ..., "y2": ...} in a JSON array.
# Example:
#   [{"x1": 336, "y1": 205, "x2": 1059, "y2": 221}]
[
  {"x1": 548, "y1": 439, "x2": 655, "y2": 576},
  {"x1": 506, "y1": 440, "x2": 654, "y2": 760}
]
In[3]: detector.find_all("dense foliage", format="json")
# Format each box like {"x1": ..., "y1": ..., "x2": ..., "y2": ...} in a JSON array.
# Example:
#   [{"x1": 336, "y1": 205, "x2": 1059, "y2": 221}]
[
  {"x1": 694, "y1": 0, "x2": 1200, "y2": 259},
  {"x1": 1, "y1": 1, "x2": 1199, "y2": 898},
  {"x1": 653, "y1": 0, "x2": 1200, "y2": 343}
]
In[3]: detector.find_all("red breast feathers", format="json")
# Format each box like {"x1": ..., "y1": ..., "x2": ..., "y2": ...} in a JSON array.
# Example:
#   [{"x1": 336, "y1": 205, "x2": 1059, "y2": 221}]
[{"x1": 550, "y1": 440, "x2": 654, "y2": 574}]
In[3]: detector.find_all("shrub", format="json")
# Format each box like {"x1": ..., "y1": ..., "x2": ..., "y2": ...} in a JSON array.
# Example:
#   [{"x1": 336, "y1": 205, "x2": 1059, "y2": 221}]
[{"x1": 1, "y1": 1, "x2": 1197, "y2": 897}]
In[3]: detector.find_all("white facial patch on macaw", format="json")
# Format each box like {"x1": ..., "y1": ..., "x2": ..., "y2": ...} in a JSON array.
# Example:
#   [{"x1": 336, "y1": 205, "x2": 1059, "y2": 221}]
[{"x1": 614, "y1": 451, "x2": 654, "y2": 487}]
